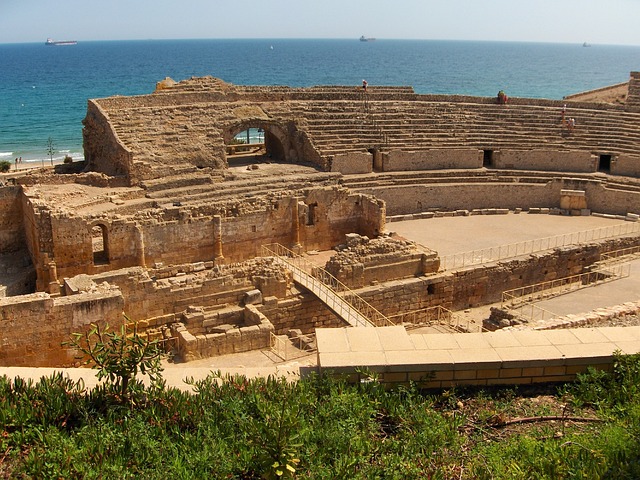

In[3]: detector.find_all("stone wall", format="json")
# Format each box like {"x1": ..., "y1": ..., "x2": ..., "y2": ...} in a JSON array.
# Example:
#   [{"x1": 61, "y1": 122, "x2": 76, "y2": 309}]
[
  {"x1": 0, "y1": 186, "x2": 24, "y2": 252},
  {"x1": 356, "y1": 177, "x2": 640, "y2": 217},
  {"x1": 611, "y1": 154, "x2": 640, "y2": 177},
  {"x1": 259, "y1": 292, "x2": 346, "y2": 335},
  {"x1": 175, "y1": 305, "x2": 274, "y2": 361},
  {"x1": 324, "y1": 235, "x2": 440, "y2": 288},
  {"x1": 495, "y1": 149, "x2": 596, "y2": 173},
  {"x1": 625, "y1": 71, "x2": 640, "y2": 111},
  {"x1": 82, "y1": 100, "x2": 134, "y2": 180},
  {"x1": 0, "y1": 289, "x2": 124, "y2": 367},
  {"x1": 382, "y1": 149, "x2": 481, "y2": 171},
  {"x1": 22, "y1": 186, "x2": 384, "y2": 287},
  {"x1": 330, "y1": 152, "x2": 373, "y2": 174}
]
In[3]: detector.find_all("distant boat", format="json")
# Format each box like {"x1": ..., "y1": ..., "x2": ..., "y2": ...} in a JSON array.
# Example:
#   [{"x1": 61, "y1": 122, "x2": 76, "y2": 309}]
[
  {"x1": 45, "y1": 38, "x2": 77, "y2": 46},
  {"x1": 583, "y1": 42, "x2": 591, "y2": 47},
  {"x1": 360, "y1": 35, "x2": 376, "y2": 42}
]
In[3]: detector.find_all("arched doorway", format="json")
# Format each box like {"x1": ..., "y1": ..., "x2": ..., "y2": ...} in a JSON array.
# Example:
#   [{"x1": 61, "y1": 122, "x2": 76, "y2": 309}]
[
  {"x1": 91, "y1": 224, "x2": 109, "y2": 265},
  {"x1": 224, "y1": 122, "x2": 289, "y2": 167}
]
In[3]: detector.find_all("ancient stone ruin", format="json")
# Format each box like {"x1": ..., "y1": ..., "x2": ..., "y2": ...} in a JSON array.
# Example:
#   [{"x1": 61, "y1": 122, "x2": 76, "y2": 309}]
[{"x1": 2, "y1": 74, "x2": 640, "y2": 367}]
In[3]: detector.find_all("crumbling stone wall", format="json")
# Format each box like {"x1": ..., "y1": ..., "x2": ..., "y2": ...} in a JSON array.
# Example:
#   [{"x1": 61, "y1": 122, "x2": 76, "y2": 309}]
[
  {"x1": 0, "y1": 186, "x2": 24, "y2": 252},
  {"x1": 0, "y1": 289, "x2": 124, "y2": 367},
  {"x1": 83, "y1": 100, "x2": 134, "y2": 180},
  {"x1": 324, "y1": 234, "x2": 440, "y2": 288}
]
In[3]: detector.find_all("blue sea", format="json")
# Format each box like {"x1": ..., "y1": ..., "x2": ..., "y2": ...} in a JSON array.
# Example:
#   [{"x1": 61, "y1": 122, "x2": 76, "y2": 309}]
[{"x1": 2, "y1": 38, "x2": 640, "y2": 165}]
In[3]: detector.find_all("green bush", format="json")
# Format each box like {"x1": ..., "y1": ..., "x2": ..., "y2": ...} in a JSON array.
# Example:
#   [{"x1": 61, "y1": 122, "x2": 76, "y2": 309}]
[
  {"x1": 1, "y1": 354, "x2": 639, "y2": 477},
  {"x1": 0, "y1": 160, "x2": 11, "y2": 172}
]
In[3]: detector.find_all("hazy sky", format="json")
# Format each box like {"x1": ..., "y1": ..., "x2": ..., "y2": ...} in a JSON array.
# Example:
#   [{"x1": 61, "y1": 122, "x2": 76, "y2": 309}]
[{"x1": 1, "y1": 0, "x2": 640, "y2": 46}]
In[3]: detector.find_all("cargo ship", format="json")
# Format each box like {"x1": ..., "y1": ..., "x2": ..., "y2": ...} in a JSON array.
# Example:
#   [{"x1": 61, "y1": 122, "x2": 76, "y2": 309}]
[{"x1": 45, "y1": 38, "x2": 77, "y2": 46}]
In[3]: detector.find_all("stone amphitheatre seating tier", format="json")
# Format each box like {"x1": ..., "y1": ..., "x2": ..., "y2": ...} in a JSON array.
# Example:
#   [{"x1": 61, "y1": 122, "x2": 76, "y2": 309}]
[
  {"x1": 298, "y1": 102, "x2": 640, "y2": 157},
  {"x1": 141, "y1": 172, "x2": 341, "y2": 208},
  {"x1": 85, "y1": 77, "x2": 640, "y2": 184}
]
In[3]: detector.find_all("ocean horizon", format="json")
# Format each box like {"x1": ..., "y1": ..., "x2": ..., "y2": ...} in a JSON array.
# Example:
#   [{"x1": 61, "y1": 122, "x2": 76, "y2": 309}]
[{"x1": 2, "y1": 38, "x2": 640, "y2": 165}]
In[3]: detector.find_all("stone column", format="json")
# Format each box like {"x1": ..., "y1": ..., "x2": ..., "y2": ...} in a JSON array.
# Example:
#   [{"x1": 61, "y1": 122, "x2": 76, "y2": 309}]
[
  {"x1": 135, "y1": 224, "x2": 146, "y2": 267},
  {"x1": 47, "y1": 259, "x2": 60, "y2": 295},
  {"x1": 291, "y1": 198, "x2": 302, "y2": 251},
  {"x1": 213, "y1": 215, "x2": 224, "y2": 260}
]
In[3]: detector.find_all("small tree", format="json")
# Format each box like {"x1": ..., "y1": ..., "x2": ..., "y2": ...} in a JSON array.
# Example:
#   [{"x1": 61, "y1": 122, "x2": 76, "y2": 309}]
[
  {"x1": 46, "y1": 137, "x2": 55, "y2": 166},
  {"x1": 0, "y1": 160, "x2": 11, "y2": 173},
  {"x1": 65, "y1": 315, "x2": 166, "y2": 400}
]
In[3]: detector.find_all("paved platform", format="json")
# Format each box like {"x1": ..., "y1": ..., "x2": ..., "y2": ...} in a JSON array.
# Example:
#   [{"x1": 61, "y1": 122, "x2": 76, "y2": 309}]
[
  {"x1": 389, "y1": 213, "x2": 631, "y2": 257},
  {"x1": 316, "y1": 325, "x2": 640, "y2": 387}
]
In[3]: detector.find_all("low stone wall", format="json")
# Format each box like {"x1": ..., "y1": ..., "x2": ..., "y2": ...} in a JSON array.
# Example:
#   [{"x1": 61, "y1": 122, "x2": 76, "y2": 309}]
[
  {"x1": 259, "y1": 293, "x2": 346, "y2": 335},
  {"x1": 175, "y1": 304, "x2": 274, "y2": 361},
  {"x1": 496, "y1": 149, "x2": 596, "y2": 173},
  {"x1": 382, "y1": 149, "x2": 481, "y2": 171},
  {"x1": 354, "y1": 176, "x2": 640, "y2": 217},
  {"x1": 331, "y1": 152, "x2": 372, "y2": 174},
  {"x1": 0, "y1": 289, "x2": 124, "y2": 367},
  {"x1": 504, "y1": 300, "x2": 640, "y2": 331},
  {"x1": 0, "y1": 186, "x2": 24, "y2": 253},
  {"x1": 611, "y1": 154, "x2": 640, "y2": 177}
]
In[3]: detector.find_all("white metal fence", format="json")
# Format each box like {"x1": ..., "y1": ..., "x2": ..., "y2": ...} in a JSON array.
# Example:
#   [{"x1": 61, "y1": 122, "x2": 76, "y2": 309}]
[{"x1": 440, "y1": 221, "x2": 640, "y2": 271}]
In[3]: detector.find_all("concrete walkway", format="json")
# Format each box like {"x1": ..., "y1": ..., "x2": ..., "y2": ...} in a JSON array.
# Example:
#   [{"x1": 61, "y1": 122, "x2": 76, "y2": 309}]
[{"x1": 316, "y1": 325, "x2": 640, "y2": 388}]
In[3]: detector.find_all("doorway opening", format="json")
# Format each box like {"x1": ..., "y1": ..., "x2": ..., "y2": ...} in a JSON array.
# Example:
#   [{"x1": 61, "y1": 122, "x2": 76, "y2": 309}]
[
  {"x1": 91, "y1": 224, "x2": 109, "y2": 265},
  {"x1": 598, "y1": 154, "x2": 611, "y2": 173},
  {"x1": 483, "y1": 150, "x2": 494, "y2": 167}
]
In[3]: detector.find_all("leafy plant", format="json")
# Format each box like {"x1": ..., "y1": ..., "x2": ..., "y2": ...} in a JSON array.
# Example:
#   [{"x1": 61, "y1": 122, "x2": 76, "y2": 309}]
[
  {"x1": 65, "y1": 316, "x2": 166, "y2": 401},
  {"x1": 0, "y1": 160, "x2": 11, "y2": 172}
]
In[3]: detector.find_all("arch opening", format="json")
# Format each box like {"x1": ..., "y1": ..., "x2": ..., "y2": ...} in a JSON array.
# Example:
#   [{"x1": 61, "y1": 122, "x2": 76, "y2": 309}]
[{"x1": 225, "y1": 123, "x2": 287, "y2": 167}]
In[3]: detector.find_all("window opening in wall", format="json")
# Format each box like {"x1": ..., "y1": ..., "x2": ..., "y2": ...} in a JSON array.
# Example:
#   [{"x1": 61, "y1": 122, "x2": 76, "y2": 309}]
[
  {"x1": 92, "y1": 225, "x2": 109, "y2": 264},
  {"x1": 427, "y1": 284, "x2": 436, "y2": 295},
  {"x1": 598, "y1": 154, "x2": 611, "y2": 173},
  {"x1": 306, "y1": 202, "x2": 318, "y2": 226},
  {"x1": 483, "y1": 150, "x2": 494, "y2": 167}
]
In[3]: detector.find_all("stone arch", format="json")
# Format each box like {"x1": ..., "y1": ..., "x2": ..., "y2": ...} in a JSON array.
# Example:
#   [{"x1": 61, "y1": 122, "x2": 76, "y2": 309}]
[
  {"x1": 223, "y1": 120, "x2": 309, "y2": 167},
  {"x1": 224, "y1": 119, "x2": 288, "y2": 165},
  {"x1": 90, "y1": 223, "x2": 109, "y2": 265}
]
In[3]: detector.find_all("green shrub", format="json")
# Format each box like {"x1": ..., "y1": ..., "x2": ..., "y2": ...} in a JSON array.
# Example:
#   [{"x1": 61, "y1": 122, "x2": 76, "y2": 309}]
[
  {"x1": 63, "y1": 155, "x2": 73, "y2": 164},
  {"x1": 64, "y1": 317, "x2": 166, "y2": 401},
  {"x1": 0, "y1": 160, "x2": 11, "y2": 172}
]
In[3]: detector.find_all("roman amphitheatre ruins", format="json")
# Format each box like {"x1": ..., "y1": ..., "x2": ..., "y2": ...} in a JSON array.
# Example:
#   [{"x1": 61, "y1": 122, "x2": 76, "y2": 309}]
[{"x1": 1, "y1": 73, "x2": 640, "y2": 387}]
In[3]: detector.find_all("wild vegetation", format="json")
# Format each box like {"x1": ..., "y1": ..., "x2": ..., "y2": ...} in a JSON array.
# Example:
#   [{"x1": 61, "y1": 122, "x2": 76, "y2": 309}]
[{"x1": 0, "y1": 324, "x2": 639, "y2": 478}]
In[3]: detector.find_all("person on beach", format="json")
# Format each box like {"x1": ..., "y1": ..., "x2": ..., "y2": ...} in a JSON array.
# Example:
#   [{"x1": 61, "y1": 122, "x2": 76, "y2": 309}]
[
  {"x1": 567, "y1": 117, "x2": 576, "y2": 131},
  {"x1": 362, "y1": 79, "x2": 368, "y2": 92},
  {"x1": 15, "y1": 158, "x2": 18, "y2": 170},
  {"x1": 497, "y1": 90, "x2": 508, "y2": 105}
]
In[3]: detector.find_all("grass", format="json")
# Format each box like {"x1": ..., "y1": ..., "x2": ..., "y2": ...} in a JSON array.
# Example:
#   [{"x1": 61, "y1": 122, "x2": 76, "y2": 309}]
[{"x1": 0, "y1": 353, "x2": 639, "y2": 479}]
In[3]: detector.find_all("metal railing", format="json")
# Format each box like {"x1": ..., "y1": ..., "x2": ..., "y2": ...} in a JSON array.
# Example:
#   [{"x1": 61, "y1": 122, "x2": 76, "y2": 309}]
[
  {"x1": 270, "y1": 332, "x2": 317, "y2": 361},
  {"x1": 388, "y1": 305, "x2": 478, "y2": 332},
  {"x1": 440, "y1": 221, "x2": 640, "y2": 271},
  {"x1": 501, "y1": 260, "x2": 631, "y2": 324},
  {"x1": 502, "y1": 263, "x2": 631, "y2": 308},
  {"x1": 261, "y1": 243, "x2": 393, "y2": 328},
  {"x1": 601, "y1": 245, "x2": 640, "y2": 264}
]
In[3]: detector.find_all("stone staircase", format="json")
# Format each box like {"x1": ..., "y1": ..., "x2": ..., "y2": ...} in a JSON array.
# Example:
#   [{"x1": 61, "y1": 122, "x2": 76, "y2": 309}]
[{"x1": 296, "y1": 99, "x2": 640, "y2": 159}]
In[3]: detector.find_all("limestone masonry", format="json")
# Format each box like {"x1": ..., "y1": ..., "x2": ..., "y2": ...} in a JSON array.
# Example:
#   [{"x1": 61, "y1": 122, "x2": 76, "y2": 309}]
[{"x1": 1, "y1": 74, "x2": 640, "y2": 369}]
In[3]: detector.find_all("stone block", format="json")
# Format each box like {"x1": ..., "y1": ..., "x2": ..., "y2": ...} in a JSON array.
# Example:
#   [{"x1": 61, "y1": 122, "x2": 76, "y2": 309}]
[{"x1": 243, "y1": 289, "x2": 263, "y2": 306}]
